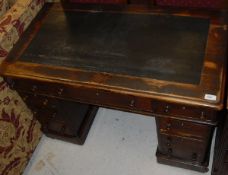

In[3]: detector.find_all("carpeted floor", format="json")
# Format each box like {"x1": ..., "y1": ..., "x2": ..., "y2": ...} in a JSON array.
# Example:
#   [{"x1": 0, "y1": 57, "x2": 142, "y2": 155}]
[{"x1": 23, "y1": 108, "x2": 214, "y2": 175}]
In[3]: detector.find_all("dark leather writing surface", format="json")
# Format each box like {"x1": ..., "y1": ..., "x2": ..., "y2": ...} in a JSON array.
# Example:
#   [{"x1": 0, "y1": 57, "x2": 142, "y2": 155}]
[{"x1": 20, "y1": 9, "x2": 209, "y2": 84}]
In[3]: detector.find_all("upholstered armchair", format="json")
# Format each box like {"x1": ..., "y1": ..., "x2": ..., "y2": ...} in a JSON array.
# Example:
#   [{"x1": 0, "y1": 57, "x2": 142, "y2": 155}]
[{"x1": 0, "y1": 0, "x2": 44, "y2": 174}]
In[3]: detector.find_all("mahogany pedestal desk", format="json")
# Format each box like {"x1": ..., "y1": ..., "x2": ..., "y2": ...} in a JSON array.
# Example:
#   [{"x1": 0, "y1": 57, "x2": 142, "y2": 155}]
[{"x1": 0, "y1": 3, "x2": 227, "y2": 172}]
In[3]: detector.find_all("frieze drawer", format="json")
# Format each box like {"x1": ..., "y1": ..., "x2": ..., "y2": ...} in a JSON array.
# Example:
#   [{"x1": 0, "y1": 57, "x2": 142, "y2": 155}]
[
  {"x1": 156, "y1": 117, "x2": 214, "y2": 140},
  {"x1": 152, "y1": 100, "x2": 217, "y2": 123},
  {"x1": 19, "y1": 92, "x2": 59, "y2": 110},
  {"x1": 5, "y1": 77, "x2": 217, "y2": 124}
]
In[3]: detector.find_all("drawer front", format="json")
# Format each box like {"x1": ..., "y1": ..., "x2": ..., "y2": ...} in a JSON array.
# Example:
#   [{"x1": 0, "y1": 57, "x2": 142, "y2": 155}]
[
  {"x1": 34, "y1": 108, "x2": 57, "y2": 127},
  {"x1": 224, "y1": 150, "x2": 228, "y2": 163},
  {"x1": 7, "y1": 77, "x2": 141, "y2": 111},
  {"x1": 157, "y1": 133, "x2": 209, "y2": 163},
  {"x1": 5, "y1": 77, "x2": 217, "y2": 123},
  {"x1": 156, "y1": 117, "x2": 214, "y2": 140},
  {"x1": 37, "y1": 99, "x2": 98, "y2": 144},
  {"x1": 19, "y1": 93, "x2": 92, "y2": 134},
  {"x1": 7, "y1": 78, "x2": 64, "y2": 97},
  {"x1": 223, "y1": 164, "x2": 228, "y2": 175},
  {"x1": 152, "y1": 100, "x2": 217, "y2": 123},
  {"x1": 44, "y1": 99, "x2": 92, "y2": 137},
  {"x1": 218, "y1": 163, "x2": 228, "y2": 175},
  {"x1": 18, "y1": 93, "x2": 61, "y2": 129},
  {"x1": 19, "y1": 92, "x2": 59, "y2": 110}
]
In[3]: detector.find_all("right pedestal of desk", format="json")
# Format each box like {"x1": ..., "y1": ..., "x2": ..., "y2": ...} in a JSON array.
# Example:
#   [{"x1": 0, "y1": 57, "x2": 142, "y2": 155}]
[{"x1": 156, "y1": 117, "x2": 215, "y2": 172}]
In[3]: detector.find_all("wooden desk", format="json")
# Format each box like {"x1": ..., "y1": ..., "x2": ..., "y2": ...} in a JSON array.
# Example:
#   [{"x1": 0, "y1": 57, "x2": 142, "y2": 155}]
[{"x1": 0, "y1": 3, "x2": 227, "y2": 172}]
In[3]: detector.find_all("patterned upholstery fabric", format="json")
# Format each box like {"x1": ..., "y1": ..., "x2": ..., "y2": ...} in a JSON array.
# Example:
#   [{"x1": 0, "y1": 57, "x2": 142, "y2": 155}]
[
  {"x1": 0, "y1": 0, "x2": 44, "y2": 175},
  {"x1": 0, "y1": 83, "x2": 42, "y2": 175},
  {"x1": 0, "y1": 0, "x2": 10, "y2": 18},
  {"x1": 0, "y1": 0, "x2": 45, "y2": 60},
  {"x1": 155, "y1": 0, "x2": 222, "y2": 9},
  {"x1": 8, "y1": 0, "x2": 17, "y2": 7}
]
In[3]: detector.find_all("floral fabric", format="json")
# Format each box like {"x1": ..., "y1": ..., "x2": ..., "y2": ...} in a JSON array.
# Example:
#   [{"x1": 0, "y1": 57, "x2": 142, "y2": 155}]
[
  {"x1": 0, "y1": 0, "x2": 45, "y2": 61},
  {"x1": 0, "y1": 0, "x2": 9, "y2": 18},
  {"x1": 8, "y1": 0, "x2": 17, "y2": 7},
  {"x1": 0, "y1": 84, "x2": 41, "y2": 175},
  {"x1": 0, "y1": 0, "x2": 44, "y2": 175}
]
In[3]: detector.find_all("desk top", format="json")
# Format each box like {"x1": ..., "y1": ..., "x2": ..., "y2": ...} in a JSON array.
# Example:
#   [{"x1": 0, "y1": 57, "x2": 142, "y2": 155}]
[
  {"x1": 20, "y1": 6, "x2": 209, "y2": 85},
  {"x1": 1, "y1": 3, "x2": 227, "y2": 110}
]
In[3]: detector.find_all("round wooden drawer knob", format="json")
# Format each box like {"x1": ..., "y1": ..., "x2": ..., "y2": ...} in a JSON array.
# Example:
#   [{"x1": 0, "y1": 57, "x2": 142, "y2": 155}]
[
  {"x1": 32, "y1": 85, "x2": 38, "y2": 92},
  {"x1": 164, "y1": 105, "x2": 170, "y2": 113},
  {"x1": 43, "y1": 99, "x2": 49, "y2": 106},
  {"x1": 58, "y1": 88, "x2": 64, "y2": 95},
  {"x1": 166, "y1": 123, "x2": 172, "y2": 130}
]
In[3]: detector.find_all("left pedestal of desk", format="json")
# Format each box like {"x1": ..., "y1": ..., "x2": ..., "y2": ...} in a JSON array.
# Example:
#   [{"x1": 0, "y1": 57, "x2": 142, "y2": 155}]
[{"x1": 5, "y1": 77, "x2": 98, "y2": 145}]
